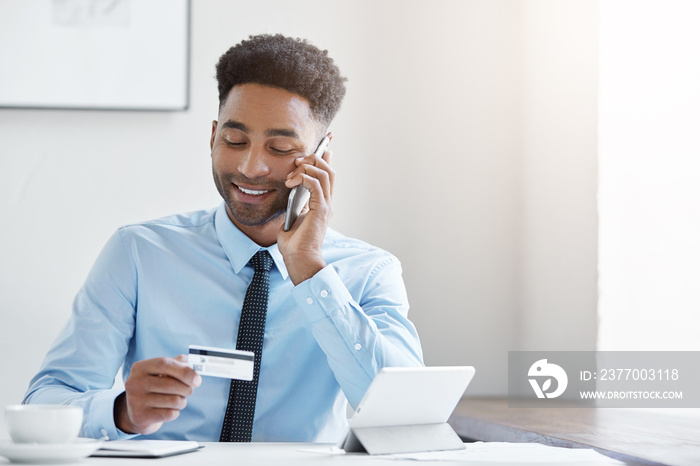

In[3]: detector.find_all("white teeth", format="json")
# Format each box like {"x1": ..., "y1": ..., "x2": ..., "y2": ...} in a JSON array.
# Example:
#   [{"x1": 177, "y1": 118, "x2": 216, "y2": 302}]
[{"x1": 238, "y1": 186, "x2": 269, "y2": 195}]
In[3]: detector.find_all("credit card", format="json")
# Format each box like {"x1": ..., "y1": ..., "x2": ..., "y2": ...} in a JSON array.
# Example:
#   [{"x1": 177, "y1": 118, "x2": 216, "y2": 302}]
[{"x1": 188, "y1": 345, "x2": 254, "y2": 381}]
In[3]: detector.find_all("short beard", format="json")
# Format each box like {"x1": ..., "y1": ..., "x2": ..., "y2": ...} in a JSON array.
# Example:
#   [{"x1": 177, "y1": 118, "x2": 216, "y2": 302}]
[
  {"x1": 228, "y1": 201, "x2": 286, "y2": 226},
  {"x1": 213, "y1": 170, "x2": 291, "y2": 227}
]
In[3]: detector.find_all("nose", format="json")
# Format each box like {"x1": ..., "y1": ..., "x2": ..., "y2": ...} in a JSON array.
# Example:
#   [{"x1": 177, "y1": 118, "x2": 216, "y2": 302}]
[{"x1": 237, "y1": 145, "x2": 270, "y2": 179}]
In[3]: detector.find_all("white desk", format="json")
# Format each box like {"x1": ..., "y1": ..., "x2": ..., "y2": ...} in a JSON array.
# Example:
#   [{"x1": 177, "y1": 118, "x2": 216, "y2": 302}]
[
  {"x1": 89, "y1": 443, "x2": 422, "y2": 465},
  {"x1": 0, "y1": 443, "x2": 409, "y2": 466},
  {"x1": 0, "y1": 441, "x2": 625, "y2": 465}
]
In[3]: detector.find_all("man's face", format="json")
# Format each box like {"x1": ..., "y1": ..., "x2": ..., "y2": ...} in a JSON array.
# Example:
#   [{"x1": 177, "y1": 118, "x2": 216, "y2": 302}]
[{"x1": 211, "y1": 83, "x2": 322, "y2": 230}]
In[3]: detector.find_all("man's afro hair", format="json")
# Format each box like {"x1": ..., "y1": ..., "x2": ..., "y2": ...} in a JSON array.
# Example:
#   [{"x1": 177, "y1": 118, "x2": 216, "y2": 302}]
[{"x1": 216, "y1": 34, "x2": 347, "y2": 126}]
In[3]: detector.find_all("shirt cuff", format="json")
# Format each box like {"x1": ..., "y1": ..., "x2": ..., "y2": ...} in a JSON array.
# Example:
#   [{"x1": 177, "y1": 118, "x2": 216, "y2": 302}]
[
  {"x1": 82, "y1": 387, "x2": 139, "y2": 440},
  {"x1": 292, "y1": 265, "x2": 354, "y2": 324}
]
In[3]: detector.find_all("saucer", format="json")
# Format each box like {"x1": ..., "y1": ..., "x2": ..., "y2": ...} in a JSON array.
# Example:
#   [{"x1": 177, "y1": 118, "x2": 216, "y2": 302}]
[{"x1": 0, "y1": 438, "x2": 102, "y2": 464}]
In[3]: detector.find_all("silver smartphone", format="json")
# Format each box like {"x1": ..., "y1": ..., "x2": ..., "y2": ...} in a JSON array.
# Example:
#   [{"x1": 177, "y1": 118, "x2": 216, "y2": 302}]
[{"x1": 283, "y1": 135, "x2": 331, "y2": 231}]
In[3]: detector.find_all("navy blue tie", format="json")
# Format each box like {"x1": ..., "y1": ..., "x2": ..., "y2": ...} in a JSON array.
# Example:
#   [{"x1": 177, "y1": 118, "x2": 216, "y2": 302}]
[{"x1": 219, "y1": 250, "x2": 273, "y2": 442}]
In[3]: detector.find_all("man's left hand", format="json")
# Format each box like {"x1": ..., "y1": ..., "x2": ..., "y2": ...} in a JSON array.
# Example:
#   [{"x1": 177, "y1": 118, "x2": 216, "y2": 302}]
[{"x1": 278, "y1": 146, "x2": 335, "y2": 285}]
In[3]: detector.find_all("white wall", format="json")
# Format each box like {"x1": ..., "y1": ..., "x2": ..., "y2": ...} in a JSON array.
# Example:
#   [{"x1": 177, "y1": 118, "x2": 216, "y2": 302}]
[
  {"x1": 0, "y1": 0, "x2": 599, "y2": 437},
  {"x1": 599, "y1": 0, "x2": 700, "y2": 351},
  {"x1": 516, "y1": 1, "x2": 599, "y2": 350}
]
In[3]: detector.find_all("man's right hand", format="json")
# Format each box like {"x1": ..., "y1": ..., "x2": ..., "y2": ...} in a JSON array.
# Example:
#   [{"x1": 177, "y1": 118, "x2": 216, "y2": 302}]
[{"x1": 114, "y1": 355, "x2": 202, "y2": 435}]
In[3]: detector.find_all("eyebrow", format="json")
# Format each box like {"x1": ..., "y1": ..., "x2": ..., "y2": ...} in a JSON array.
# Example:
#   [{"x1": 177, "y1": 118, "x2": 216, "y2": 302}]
[
  {"x1": 265, "y1": 128, "x2": 299, "y2": 139},
  {"x1": 222, "y1": 120, "x2": 247, "y2": 132},
  {"x1": 221, "y1": 120, "x2": 300, "y2": 139}
]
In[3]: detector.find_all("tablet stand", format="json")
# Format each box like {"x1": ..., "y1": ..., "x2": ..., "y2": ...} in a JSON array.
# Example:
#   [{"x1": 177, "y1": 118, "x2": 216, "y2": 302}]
[{"x1": 339, "y1": 422, "x2": 465, "y2": 455}]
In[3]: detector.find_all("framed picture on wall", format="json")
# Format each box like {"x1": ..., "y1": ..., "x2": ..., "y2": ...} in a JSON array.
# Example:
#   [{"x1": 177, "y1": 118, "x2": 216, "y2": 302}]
[{"x1": 0, "y1": 0, "x2": 190, "y2": 111}]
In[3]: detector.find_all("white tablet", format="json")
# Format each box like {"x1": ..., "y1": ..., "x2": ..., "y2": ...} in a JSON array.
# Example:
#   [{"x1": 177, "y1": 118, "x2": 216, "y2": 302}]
[{"x1": 349, "y1": 366, "x2": 476, "y2": 428}]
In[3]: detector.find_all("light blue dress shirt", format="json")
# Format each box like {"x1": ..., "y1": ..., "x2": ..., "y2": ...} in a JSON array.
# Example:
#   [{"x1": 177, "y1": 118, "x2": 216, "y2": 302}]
[{"x1": 25, "y1": 203, "x2": 423, "y2": 442}]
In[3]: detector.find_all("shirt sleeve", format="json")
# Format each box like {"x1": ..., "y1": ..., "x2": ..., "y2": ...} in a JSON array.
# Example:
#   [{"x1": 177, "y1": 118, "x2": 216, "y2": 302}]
[
  {"x1": 23, "y1": 229, "x2": 138, "y2": 440},
  {"x1": 291, "y1": 256, "x2": 424, "y2": 408}
]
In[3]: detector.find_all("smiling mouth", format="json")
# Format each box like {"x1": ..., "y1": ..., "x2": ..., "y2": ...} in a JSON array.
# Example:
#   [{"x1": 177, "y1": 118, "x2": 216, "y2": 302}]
[{"x1": 236, "y1": 185, "x2": 271, "y2": 196}]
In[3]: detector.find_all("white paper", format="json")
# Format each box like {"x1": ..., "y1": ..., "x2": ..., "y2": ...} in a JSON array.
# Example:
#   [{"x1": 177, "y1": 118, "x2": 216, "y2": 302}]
[
  {"x1": 300, "y1": 442, "x2": 624, "y2": 464},
  {"x1": 388, "y1": 442, "x2": 624, "y2": 464},
  {"x1": 92, "y1": 440, "x2": 200, "y2": 457}
]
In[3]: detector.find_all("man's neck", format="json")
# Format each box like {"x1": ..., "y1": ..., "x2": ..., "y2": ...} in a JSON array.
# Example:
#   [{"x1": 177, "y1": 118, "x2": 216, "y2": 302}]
[{"x1": 225, "y1": 206, "x2": 281, "y2": 247}]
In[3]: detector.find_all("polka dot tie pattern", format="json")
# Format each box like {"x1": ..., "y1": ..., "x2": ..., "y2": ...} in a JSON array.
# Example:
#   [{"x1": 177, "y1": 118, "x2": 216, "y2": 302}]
[{"x1": 219, "y1": 250, "x2": 274, "y2": 442}]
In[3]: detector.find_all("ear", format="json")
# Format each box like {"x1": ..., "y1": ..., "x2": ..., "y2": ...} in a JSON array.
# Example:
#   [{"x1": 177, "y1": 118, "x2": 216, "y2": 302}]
[{"x1": 210, "y1": 120, "x2": 218, "y2": 152}]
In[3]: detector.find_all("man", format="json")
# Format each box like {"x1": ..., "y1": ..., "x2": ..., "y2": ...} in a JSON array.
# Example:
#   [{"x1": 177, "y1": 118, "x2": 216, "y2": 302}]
[{"x1": 25, "y1": 34, "x2": 423, "y2": 442}]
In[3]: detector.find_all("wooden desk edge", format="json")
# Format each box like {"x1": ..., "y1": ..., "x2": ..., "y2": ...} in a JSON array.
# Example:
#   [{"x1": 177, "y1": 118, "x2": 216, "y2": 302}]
[{"x1": 449, "y1": 398, "x2": 671, "y2": 466}]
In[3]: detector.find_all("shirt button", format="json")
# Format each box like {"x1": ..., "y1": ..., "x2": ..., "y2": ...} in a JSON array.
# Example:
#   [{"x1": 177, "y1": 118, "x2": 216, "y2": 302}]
[
  {"x1": 306, "y1": 297, "x2": 314, "y2": 305},
  {"x1": 354, "y1": 343, "x2": 362, "y2": 350},
  {"x1": 100, "y1": 429, "x2": 108, "y2": 438},
  {"x1": 320, "y1": 290, "x2": 329, "y2": 298}
]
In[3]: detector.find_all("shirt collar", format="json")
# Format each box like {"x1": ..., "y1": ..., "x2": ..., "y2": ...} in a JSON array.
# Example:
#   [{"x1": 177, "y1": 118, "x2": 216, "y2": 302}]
[{"x1": 214, "y1": 202, "x2": 289, "y2": 280}]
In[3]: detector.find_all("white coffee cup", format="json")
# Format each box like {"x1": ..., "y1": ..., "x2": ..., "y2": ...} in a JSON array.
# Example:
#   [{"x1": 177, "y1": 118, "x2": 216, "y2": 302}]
[{"x1": 5, "y1": 405, "x2": 83, "y2": 444}]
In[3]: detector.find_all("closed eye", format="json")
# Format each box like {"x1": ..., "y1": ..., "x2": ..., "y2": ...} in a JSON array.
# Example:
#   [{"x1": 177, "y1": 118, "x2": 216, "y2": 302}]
[{"x1": 270, "y1": 147, "x2": 295, "y2": 155}]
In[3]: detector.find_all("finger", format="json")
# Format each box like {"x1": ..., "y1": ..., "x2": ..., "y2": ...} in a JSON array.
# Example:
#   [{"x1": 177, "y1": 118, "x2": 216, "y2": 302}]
[
  {"x1": 127, "y1": 390, "x2": 187, "y2": 414},
  {"x1": 310, "y1": 151, "x2": 335, "y2": 197},
  {"x1": 321, "y1": 149, "x2": 332, "y2": 164},
  {"x1": 148, "y1": 408, "x2": 182, "y2": 424},
  {"x1": 146, "y1": 357, "x2": 202, "y2": 388},
  {"x1": 129, "y1": 407, "x2": 181, "y2": 430},
  {"x1": 147, "y1": 375, "x2": 198, "y2": 397},
  {"x1": 285, "y1": 166, "x2": 331, "y2": 200},
  {"x1": 286, "y1": 163, "x2": 330, "y2": 186},
  {"x1": 173, "y1": 354, "x2": 201, "y2": 386},
  {"x1": 291, "y1": 150, "x2": 335, "y2": 183},
  {"x1": 317, "y1": 151, "x2": 335, "y2": 196},
  {"x1": 286, "y1": 159, "x2": 333, "y2": 198},
  {"x1": 295, "y1": 149, "x2": 333, "y2": 170},
  {"x1": 286, "y1": 174, "x2": 332, "y2": 222},
  {"x1": 140, "y1": 393, "x2": 188, "y2": 411},
  {"x1": 124, "y1": 376, "x2": 193, "y2": 405}
]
